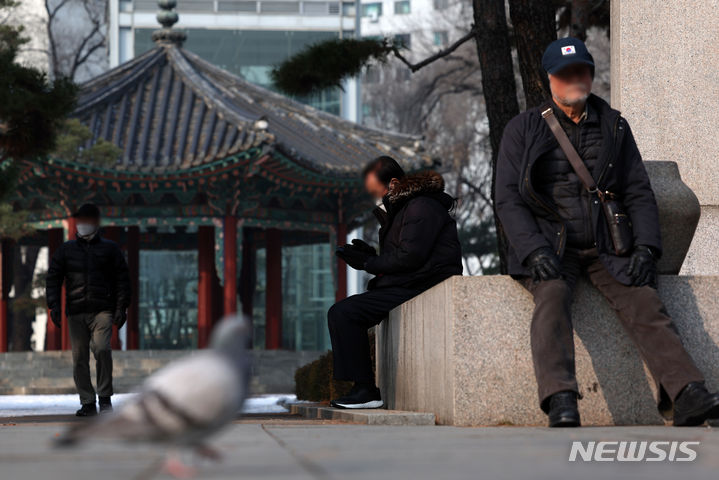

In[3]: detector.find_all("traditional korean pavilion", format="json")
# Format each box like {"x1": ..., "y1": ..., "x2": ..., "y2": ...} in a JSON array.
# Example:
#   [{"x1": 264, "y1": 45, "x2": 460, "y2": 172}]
[{"x1": 0, "y1": 3, "x2": 430, "y2": 352}]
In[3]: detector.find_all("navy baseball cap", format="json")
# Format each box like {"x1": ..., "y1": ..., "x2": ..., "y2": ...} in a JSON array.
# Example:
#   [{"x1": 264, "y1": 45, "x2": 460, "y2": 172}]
[{"x1": 542, "y1": 37, "x2": 595, "y2": 75}]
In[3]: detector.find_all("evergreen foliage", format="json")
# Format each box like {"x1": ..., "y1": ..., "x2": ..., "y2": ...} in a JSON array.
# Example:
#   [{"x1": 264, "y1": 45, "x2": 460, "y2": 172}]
[
  {"x1": 0, "y1": 0, "x2": 78, "y2": 236},
  {"x1": 271, "y1": 38, "x2": 394, "y2": 96}
]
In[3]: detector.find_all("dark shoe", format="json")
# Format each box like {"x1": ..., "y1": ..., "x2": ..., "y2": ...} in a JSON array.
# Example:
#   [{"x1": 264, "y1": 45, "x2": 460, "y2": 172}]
[
  {"x1": 547, "y1": 391, "x2": 580, "y2": 428},
  {"x1": 330, "y1": 384, "x2": 383, "y2": 409},
  {"x1": 673, "y1": 382, "x2": 719, "y2": 426},
  {"x1": 98, "y1": 397, "x2": 113, "y2": 414},
  {"x1": 76, "y1": 403, "x2": 97, "y2": 417}
]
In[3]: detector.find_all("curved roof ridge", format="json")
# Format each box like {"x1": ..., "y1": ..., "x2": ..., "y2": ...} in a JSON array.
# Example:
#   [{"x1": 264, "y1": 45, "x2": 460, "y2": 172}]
[
  {"x1": 182, "y1": 48, "x2": 423, "y2": 143},
  {"x1": 166, "y1": 47, "x2": 259, "y2": 127},
  {"x1": 74, "y1": 48, "x2": 166, "y2": 116}
]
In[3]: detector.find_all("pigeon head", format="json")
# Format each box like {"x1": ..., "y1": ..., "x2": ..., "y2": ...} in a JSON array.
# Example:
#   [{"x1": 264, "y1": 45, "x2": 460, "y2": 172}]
[{"x1": 210, "y1": 315, "x2": 251, "y2": 356}]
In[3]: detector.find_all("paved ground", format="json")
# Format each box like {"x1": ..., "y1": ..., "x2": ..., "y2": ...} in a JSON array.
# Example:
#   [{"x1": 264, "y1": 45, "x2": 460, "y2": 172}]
[{"x1": 1, "y1": 414, "x2": 718, "y2": 480}]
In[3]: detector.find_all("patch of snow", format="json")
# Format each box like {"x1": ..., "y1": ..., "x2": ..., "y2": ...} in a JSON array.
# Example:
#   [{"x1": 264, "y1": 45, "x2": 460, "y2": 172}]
[{"x1": 0, "y1": 394, "x2": 297, "y2": 417}]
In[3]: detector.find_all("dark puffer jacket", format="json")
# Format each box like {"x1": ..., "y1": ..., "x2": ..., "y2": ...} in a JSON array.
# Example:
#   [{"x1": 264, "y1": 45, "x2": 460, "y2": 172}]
[
  {"x1": 46, "y1": 234, "x2": 131, "y2": 316},
  {"x1": 365, "y1": 170, "x2": 463, "y2": 291},
  {"x1": 533, "y1": 102, "x2": 603, "y2": 248},
  {"x1": 495, "y1": 94, "x2": 662, "y2": 285}
]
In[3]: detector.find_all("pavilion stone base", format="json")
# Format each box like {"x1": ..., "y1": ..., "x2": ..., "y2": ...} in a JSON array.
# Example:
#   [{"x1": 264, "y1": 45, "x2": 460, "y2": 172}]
[{"x1": 376, "y1": 275, "x2": 719, "y2": 426}]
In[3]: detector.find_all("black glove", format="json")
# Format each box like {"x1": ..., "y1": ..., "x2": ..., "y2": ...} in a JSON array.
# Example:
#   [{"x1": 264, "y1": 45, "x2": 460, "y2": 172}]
[
  {"x1": 50, "y1": 309, "x2": 61, "y2": 328},
  {"x1": 349, "y1": 239, "x2": 377, "y2": 256},
  {"x1": 525, "y1": 246, "x2": 562, "y2": 282},
  {"x1": 626, "y1": 245, "x2": 657, "y2": 287},
  {"x1": 335, "y1": 246, "x2": 374, "y2": 271},
  {"x1": 113, "y1": 309, "x2": 128, "y2": 329}
]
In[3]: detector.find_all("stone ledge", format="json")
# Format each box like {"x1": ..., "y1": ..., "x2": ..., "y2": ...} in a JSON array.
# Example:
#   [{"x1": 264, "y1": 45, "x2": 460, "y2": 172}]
[
  {"x1": 377, "y1": 275, "x2": 719, "y2": 426},
  {"x1": 289, "y1": 404, "x2": 436, "y2": 426}
]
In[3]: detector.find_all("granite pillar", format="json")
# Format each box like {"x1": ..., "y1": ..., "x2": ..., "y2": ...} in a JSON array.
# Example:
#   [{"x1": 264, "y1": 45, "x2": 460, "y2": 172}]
[{"x1": 611, "y1": 0, "x2": 719, "y2": 274}]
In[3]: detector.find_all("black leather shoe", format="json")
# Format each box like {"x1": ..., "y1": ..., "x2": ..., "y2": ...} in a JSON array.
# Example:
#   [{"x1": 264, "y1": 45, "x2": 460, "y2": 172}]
[
  {"x1": 673, "y1": 382, "x2": 719, "y2": 426},
  {"x1": 547, "y1": 391, "x2": 580, "y2": 428},
  {"x1": 98, "y1": 396, "x2": 113, "y2": 414},
  {"x1": 76, "y1": 403, "x2": 97, "y2": 417}
]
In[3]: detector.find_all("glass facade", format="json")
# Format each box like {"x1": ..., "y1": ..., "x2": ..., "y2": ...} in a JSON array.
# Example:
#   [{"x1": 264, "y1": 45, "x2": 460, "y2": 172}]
[
  {"x1": 134, "y1": 28, "x2": 341, "y2": 114},
  {"x1": 250, "y1": 242, "x2": 334, "y2": 351},
  {"x1": 138, "y1": 250, "x2": 199, "y2": 349}
]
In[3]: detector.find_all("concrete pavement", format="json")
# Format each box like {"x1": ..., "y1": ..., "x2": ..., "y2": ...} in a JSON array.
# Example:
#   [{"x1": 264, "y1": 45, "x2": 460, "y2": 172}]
[{"x1": 1, "y1": 414, "x2": 718, "y2": 480}]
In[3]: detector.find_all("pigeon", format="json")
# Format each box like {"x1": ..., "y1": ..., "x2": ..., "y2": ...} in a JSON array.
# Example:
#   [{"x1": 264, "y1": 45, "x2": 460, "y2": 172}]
[{"x1": 55, "y1": 315, "x2": 251, "y2": 478}]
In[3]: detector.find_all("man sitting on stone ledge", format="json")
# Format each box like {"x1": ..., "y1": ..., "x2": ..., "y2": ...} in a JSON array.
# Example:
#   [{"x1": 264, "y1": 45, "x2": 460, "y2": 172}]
[
  {"x1": 495, "y1": 37, "x2": 719, "y2": 428},
  {"x1": 329, "y1": 156, "x2": 463, "y2": 409}
]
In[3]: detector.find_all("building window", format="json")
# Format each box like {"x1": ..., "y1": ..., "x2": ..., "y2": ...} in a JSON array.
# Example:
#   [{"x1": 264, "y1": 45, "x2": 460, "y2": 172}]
[
  {"x1": 342, "y1": 1, "x2": 356, "y2": 15},
  {"x1": 433, "y1": 30, "x2": 449, "y2": 46},
  {"x1": 361, "y1": 2, "x2": 382, "y2": 18},
  {"x1": 394, "y1": 0, "x2": 410, "y2": 14},
  {"x1": 393, "y1": 33, "x2": 411, "y2": 49},
  {"x1": 433, "y1": 0, "x2": 448, "y2": 9},
  {"x1": 119, "y1": 0, "x2": 133, "y2": 12}
]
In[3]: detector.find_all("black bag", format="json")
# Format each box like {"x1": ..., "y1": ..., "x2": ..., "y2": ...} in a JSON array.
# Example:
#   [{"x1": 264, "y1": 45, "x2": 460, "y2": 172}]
[{"x1": 542, "y1": 108, "x2": 633, "y2": 256}]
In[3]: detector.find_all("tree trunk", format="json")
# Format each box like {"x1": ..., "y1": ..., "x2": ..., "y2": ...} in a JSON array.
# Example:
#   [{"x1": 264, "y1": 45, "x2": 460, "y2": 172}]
[
  {"x1": 508, "y1": 0, "x2": 557, "y2": 109},
  {"x1": 10, "y1": 244, "x2": 40, "y2": 351},
  {"x1": 472, "y1": 0, "x2": 520, "y2": 274}
]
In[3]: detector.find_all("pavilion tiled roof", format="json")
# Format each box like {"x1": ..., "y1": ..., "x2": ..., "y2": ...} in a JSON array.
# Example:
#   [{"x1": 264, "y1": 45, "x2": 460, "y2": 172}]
[{"x1": 73, "y1": 40, "x2": 432, "y2": 177}]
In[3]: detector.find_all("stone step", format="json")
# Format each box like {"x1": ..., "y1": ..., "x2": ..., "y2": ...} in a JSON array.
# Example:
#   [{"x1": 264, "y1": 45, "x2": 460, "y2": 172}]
[
  {"x1": 0, "y1": 349, "x2": 324, "y2": 395},
  {"x1": 289, "y1": 403, "x2": 436, "y2": 426}
]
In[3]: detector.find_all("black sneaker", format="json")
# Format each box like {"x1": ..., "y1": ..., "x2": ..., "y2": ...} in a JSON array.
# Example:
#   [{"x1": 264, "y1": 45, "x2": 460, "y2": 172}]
[
  {"x1": 330, "y1": 385, "x2": 384, "y2": 409},
  {"x1": 673, "y1": 382, "x2": 719, "y2": 426},
  {"x1": 547, "y1": 391, "x2": 581, "y2": 428},
  {"x1": 76, "y1": 403, "x2": 97, "y2": 417},
  {"x1": 98, "y1": 396, "x2": 113, "y2": 414}
]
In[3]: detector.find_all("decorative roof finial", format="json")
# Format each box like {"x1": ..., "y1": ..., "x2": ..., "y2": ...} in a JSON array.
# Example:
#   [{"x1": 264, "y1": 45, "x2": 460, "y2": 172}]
[{"x1": 152, "y1": 0, "x2": 187, "y2": 46}]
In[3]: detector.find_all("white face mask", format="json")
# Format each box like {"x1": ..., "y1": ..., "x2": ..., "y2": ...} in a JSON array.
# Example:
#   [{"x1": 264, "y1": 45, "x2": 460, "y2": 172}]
[{"x1": 77, "y1": 223, "x2": 98, "y2": 237}]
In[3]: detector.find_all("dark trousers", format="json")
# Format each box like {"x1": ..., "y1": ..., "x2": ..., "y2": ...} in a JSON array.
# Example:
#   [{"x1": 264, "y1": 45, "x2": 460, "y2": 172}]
[
  {"x1": 328, "y1": 287, "x2": 421, "y2": 383},
  {"x1": 68, "y1": 311, "x2": 114, "y2": 405},
  {"x1": 522, "y1": 247, "x2": 704, "y2": 412}
]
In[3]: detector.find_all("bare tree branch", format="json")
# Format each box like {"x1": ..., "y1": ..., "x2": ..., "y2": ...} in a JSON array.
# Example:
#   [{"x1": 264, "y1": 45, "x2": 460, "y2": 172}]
[{"x1": 391, "y1": 27, "x2": 478, "y2": 73}]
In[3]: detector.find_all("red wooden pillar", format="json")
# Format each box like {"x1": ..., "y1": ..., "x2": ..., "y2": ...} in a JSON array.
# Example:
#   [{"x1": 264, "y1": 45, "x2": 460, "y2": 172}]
[
  {"x1": 265, "y1": 228, "x2": 282, "y2": 350},
  {"x1": 336, "y1": 223, "x2": 348, "y2": 302},
  {"x1": 197, "y1": 226, "x2": 214, "y2": 348},
  {"x1": 103, "y1": 227, "x2": 122, "y2": 350},
  {"x1": 223, "y1": 216, "x2": 238, "y2": 316},
  {"x1": 126, "y1": 226, "x2": 140, "y2": 350},
  {"x1": 46, "y1": 229, "x2": 63, "y2": 350},
  {"x1": 0, "y1": 239, "x2": 12, "y2": 353},
  {"x1": 61, "y1": 217, "x2": 76, "y2": 351}
]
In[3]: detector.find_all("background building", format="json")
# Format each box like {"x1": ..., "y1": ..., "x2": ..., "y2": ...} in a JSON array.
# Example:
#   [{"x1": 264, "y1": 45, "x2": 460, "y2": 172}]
[{"x1": 108, "y1": 0, "x2": 361, "y2": 120}]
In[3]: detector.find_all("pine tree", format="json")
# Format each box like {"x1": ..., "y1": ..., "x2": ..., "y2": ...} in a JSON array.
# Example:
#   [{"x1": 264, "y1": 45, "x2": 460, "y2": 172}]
[{"x1": 0, "y1": 0, "x2": 78, "y2": 237}]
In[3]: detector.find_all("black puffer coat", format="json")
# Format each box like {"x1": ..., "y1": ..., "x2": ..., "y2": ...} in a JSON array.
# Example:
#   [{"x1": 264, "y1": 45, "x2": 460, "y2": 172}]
[
  {"x1": 533, "y1": 102, "x2": 603, "y2": 248},
  {"x1": 495, "y1": 94, "x2": 662, "y2": 285},
  {"x1": 46, "y1": 234, "x2": 131, "y2": 315},
  {"x1": 365, "y1": 170, "x2": 463, "y2": 290}
]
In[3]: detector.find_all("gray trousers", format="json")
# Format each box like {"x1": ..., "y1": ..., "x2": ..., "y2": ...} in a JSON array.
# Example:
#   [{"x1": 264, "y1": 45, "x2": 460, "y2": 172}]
[{"x1": 68, "y1": 311, "x2": 114, "y2": 405}]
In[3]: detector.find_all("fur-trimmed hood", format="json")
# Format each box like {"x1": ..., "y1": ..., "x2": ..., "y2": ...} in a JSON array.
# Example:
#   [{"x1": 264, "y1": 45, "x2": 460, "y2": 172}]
[{"x1": 386, "y1": 170, "x2": 446, "y2": 205}]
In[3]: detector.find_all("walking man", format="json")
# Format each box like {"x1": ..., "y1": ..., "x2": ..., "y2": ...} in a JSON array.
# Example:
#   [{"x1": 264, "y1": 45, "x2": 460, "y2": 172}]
[
  {"x1": 46, "y1": 203, "x2": 131, "y2": 416},
  {"x1": 496, "y1": 37, "x2": 719, "y2": 427},
  {"x1": 328, "y1": 156, "x2": 463, "y2": 409}
]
